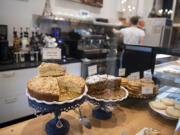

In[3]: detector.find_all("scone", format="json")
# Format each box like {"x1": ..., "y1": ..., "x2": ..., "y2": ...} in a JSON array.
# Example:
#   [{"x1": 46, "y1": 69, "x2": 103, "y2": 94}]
[
  {"x1": 160, "y1": 98, "x2": 174, "y2": 106},
  {"x1": 174, "y1": 103, "x2": 180, "y2": 111},
  {"x1": 27, "y1": 76, "x2": 59, "y2": 101},
  {"x1": 144, "y1": 128, "x2": 161, "y2": 135},
  {"x1": 38, "y1": 62, "x2": 65, "y2": 77},
  {"x1": 166, "y1": 107, "x2": 180, "y2": 118},
  {"x1": 149, "y1": 101, "x2": 167, "y2": 110}
]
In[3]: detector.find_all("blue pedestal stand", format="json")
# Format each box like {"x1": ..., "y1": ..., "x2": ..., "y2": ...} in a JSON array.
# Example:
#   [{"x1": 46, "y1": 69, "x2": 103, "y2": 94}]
[
  {"x1": 92, "y1": 104, "x2": 112, "y2": 120},
  {"x1": 28, "y1": 95, "x2": 86, "y2": 135},
  {"x1": 45, "y1": 111, "x2": 70, "y2": 135}
]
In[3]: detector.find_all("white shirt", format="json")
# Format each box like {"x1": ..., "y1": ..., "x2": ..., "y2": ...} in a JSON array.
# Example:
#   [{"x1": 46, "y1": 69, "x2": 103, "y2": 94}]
[{"x1": 120, "y1": 26, "x2": 145, "y2": 45}]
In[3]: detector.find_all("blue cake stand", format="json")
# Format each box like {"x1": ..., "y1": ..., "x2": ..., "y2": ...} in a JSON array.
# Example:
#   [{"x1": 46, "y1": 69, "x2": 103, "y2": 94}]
[
  {"x1": 27, "y1": 86, "x2": 88, "y2": 135},
  {"x1": 86, "y1": 86, "x2": 128, "y2": 120}
]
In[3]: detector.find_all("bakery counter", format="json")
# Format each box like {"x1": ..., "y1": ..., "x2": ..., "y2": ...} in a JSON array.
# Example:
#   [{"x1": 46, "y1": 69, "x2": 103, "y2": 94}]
[
  {"x1": 0, "y1": 57, "x2": 81, "y2": 72},
  {"x1": 0, "y1": 102, "x2": 177, "y2": 135}
]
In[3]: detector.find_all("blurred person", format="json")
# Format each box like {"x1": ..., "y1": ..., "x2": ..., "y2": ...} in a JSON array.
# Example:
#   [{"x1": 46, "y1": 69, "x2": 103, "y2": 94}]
[{"x1": 113, "y1": 16, "x2": 145, "y2": 45}]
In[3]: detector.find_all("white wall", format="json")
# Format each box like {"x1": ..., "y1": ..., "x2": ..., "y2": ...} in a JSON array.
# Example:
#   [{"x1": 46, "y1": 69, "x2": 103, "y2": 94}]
[
  {"x1": 0, "y1": 0, "x2": 118, "y2": 45},
  {"x1": 143, "y1": 0, "x2": 163, "y2": 18}
]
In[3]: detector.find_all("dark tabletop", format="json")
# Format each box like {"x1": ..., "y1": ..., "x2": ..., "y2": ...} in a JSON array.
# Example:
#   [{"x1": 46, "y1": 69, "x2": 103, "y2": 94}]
[{"x1": 0, "y1": 58, "x2": 81, "y2": 72}]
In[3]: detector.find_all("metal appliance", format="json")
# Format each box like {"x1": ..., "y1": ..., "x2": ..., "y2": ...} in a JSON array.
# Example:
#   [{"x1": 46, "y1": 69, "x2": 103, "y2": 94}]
[
  {"x1": 77, "y1": 35, "x2": 109, "y2": 59},
  {"x1": 0, "y1": 40, "x2": 13, "y2": 64},
  {"x1": 0, "y1": 25, "x2": 13, "y2": 64},
  {"x1": 0, "y1": 25, "x2": 8, "y2": 40},
  {"x1": 143, "y1": 18, "x2": 172, "y2": 48}
]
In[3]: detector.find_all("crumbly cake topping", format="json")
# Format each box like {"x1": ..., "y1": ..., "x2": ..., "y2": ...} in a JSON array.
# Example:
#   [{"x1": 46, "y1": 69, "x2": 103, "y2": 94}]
[
  {"x1": 86, "y1": 74, "x2": 120, "y2": 84},
  {"x1": 28, "y1": 76, "x2": 59, "y2": 95},
  {"x1": 38, "y1": 62, "x2": 65, "y2": 72}
]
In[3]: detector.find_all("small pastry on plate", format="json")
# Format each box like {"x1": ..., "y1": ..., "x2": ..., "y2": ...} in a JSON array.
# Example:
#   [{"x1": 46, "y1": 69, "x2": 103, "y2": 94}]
[
  {"x1": 166, "y1": 107, "x2": 180, "y2": 118},
  {"x1": 149, "y1": 101, "x2": 167, "y2": 110},
  {"x1": 160, "y1": 98, "x2": 174, "y2": 106},
  {"x1": 144, "y1": 128, "x2": 161, "y2": 135}
]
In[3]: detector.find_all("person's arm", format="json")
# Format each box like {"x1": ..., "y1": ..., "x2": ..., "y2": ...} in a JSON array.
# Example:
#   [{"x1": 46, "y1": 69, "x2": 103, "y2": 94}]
[
  {"x1": 139, "y1": 30, "x2": 145, "y2": 45},
  {"x1": 112, "y1": 28, "x2": 121, "y2": 35},
  {"x1": 139, "y1": 36, "x2": 144, "y2": 45}
]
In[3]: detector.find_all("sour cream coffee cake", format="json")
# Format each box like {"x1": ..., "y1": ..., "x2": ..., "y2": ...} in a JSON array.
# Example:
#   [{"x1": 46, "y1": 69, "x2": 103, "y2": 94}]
[{"x1": 27, "y1": 62, "x2": 85, "y2": 102}]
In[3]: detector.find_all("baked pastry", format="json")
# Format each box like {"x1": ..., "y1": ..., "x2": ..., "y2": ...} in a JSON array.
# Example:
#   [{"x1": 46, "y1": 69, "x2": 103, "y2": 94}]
[
  {"x1": 166, "y1": 107, "x2": 180, "y2": 118},
  {"x1": 121, "y1": 77, "x2": 158, "y2": 98},
  {"x1": 160, "y1": 98, "x2": 174, "y2": 106},
  {"x1": 86, "y1": 74, "x2": 126, "y2": 100},
  {"x1": 174, "y1": 103, "x2": 180, "y2": 111},
  {"x1": 149, "y1": 100, "x2": 167, "y2": 110},
  {"x1": 27, "y1": 76, "x2": 59, "y2": 101},
  {"x1": 27, "y1": 63, "x2": 85, "y2": 102},
  {"x1": 38, "y1": 62, "x2": 65, "y2": 77},
  {"x1": 144, "y1": 128, "x2": 161, "y2": 135},
  {"x1": 57, "y1": 73, "x2": 85, "y2": 101},
  {"x1": 86, "y1": 74, "x2": 120, "y2": 94}
]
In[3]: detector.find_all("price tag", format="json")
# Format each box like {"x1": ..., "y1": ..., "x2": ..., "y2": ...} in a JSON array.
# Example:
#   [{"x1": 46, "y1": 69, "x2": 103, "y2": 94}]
[
  {"x1": 88, "y1": 65, "x2": 97, "y2": 76},
  {"x1": 119, "y1": 68, "x2": 126, "y2": 76},
  {"x1": 144, "y1": 71, "x2": 152, "y2": 83},
  {"x1": 145, "y1": 76, "x2": 152, "y2": 83},
  {"x1": 42, "y1": 48, "x2": 61, "y2": 60},
  {"x1": 142, "y1": 86, "x2": 153, "y2": 95},
  {"x1": 130, "y1": 72, "x2": 140, "y2": 80}
]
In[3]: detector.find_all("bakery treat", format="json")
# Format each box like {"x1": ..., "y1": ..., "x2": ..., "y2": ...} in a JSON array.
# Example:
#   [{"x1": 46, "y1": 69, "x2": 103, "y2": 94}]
[
  {"x1": 174, "y1": 103, "x2": 180, "y2": 111},
  {"x1": 27, "y1": 63, "x2": 85, "y2": 102},
  {"x1": 149, "y1": 100, "x2": 167, "y2": 110},
  {"x1": 38, "y1": 62, "x2": 65, "y2": 77},
  {"x1": 121, "y1": 78, "x2": 128, "y2": 85},
  {"x1": 57, "y1": 73, "x2": 85, "y2": 101},
  {"x1": 57, "y1": 73, "x2": 85, "y2": 94},
  {"x1": 160, "y1": 98, "x2": 174, "y2": 106},
  {"x1": 166, "y1": 107, "x2": 180, "y2": 118},
  {"x1": 86, "y1": 74, "x2": 120, "y2": 94},
  {"x1": 121, "y1": 77, "x2": 158, "y2": 98},
  {"x1": 144, "y1": 128, "x2": 161, "y2": 135},
  {"x1": 86, "y1": 74, "x2": 126, "y2": 100},
  {"x1": 27, "y1": 76, "x2": 59, "y2": 101}
]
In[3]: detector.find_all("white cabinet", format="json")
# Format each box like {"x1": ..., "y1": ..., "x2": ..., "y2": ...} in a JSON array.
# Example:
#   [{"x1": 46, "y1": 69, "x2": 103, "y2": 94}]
[
  {"x1": 0, "y1": 62, "x2": 81, "y2": 123},
  {"x1": 0, "y1": 68, "x2": 37, "y2": 123}
]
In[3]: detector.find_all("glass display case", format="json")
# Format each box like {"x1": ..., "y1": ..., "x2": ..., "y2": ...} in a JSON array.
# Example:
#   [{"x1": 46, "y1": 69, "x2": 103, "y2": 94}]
[{"x1": 145, "y1": 54, "x2": 180, "y2": 101}]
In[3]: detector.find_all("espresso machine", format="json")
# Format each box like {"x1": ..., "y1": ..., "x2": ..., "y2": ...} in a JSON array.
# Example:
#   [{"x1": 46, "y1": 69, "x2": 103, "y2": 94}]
[{"x1": 67, "y1": 29, "x2": 109, "y2": 59}]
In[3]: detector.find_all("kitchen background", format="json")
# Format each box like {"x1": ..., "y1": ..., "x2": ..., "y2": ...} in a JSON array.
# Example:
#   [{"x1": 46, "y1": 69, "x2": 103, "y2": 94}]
[{"x1": 0, "y1": 0, "x2": 163, "y2": 45}]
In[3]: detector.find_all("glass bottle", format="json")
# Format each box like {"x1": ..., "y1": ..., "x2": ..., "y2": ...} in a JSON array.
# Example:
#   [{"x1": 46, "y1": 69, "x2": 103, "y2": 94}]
[{"x1": 13, "y1": 27, "x2": 20, "y2": 52}]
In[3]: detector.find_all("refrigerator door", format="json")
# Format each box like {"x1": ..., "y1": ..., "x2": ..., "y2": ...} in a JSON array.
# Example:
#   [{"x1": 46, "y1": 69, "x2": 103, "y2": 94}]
[{"x1": 143, "y1": 18, "x2": 171, "y2": 48}]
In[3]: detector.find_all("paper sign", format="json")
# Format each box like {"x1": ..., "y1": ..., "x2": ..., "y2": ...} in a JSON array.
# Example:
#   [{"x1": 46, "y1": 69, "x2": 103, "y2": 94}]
[
  {"x1": 43, "y1": 48, "x2": 61, "y2": 60},
  {"x1": 88, "y1": 65, "x2": 97, "y2": 76},
  {"x1": 130, "y1": 72, "x2": 140, "y2": 80},
  {"x1": 142, "y1": 86, "x2": 153, "y2": 95},
  {"x1": 145, "y1": 76, "x2": 152, "y2": 83},
  {"x1": 127, "y1": 74, "x2": 134, "y2": 81},
  {"x1": 119, "y1": 68, "x2": 126, "y2": 76},
  {"x1": 144, "y1": 70, "x2": 152, "y2": 83}
]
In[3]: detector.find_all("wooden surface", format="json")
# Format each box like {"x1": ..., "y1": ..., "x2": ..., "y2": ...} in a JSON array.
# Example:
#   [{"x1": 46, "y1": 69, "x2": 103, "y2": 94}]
[{"x1": 0, "y1": 100, "x2": 177, "y2": 135}]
